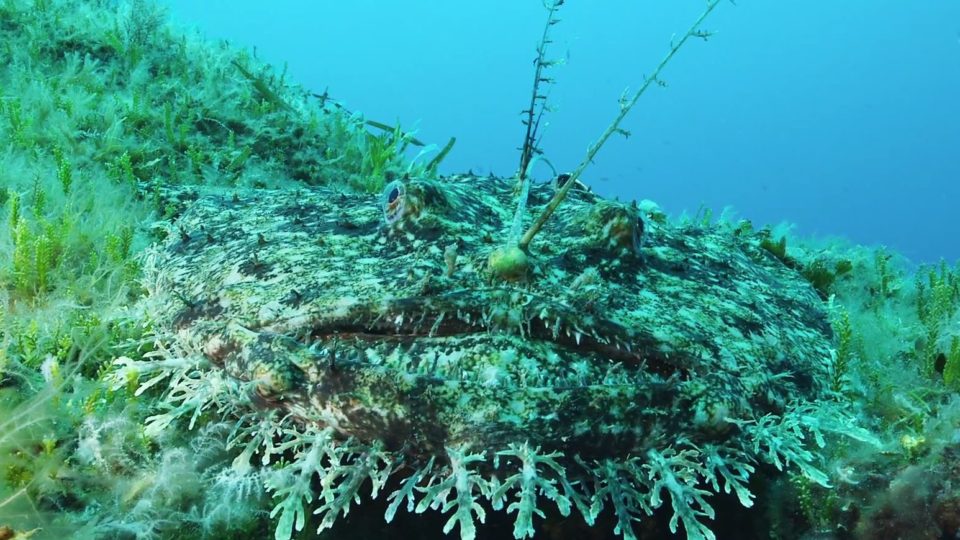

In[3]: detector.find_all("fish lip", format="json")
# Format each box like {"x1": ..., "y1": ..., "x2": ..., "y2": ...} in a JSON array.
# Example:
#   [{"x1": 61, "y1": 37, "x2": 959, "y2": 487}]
[{"x1": 301, "y1": 300, "x2": 687, "y2": 379}]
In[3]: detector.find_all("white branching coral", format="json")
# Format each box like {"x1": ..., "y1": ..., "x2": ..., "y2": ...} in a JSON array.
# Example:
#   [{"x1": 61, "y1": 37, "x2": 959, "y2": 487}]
[
  {"x1": 264, "y1": 429, "x2": 333, "y2": 539},
  {"x1": 645, "y1": 448, "x2": 717, "y2": 540},
  {"x1": 492, "y1": 443, "x2": 571, "y2": 539},
  {"x1": 122, "y1": 344, "x2": 863, "y2": 540},
  {"x1": 416, "y1": 448, "x2": 490, "y2": 540}
]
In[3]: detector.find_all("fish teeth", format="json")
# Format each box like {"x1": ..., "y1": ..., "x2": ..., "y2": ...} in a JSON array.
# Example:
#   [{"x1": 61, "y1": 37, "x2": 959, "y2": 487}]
[{"x1": 429, "y1": 312, "x2": 446, "y2": 337}]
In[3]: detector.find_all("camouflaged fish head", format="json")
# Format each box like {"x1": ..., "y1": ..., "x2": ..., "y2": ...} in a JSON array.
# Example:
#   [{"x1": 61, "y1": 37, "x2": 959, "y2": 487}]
[{"x1": 142, "y1": 174, "x2": 836, "y2": 538}]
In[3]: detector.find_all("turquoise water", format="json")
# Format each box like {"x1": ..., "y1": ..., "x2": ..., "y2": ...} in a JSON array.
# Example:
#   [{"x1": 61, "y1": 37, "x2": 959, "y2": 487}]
[{"x1": 165, "y1": 0, "x2": 960, "y2": 264}]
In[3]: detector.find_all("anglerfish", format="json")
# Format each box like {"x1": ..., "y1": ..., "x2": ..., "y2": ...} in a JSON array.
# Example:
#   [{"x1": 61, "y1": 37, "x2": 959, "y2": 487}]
[{"x1": 126, "y1": 174, "x2": 840, "y2": 540}]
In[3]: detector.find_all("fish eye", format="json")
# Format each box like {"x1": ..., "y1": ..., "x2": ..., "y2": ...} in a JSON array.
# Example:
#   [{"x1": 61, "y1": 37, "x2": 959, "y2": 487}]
[
  {"x1": 575, "y1": 200, "x2": 643, "y2": 256},
  {"x1": 634, "y1": 215, "x2": 645, "y2": 250},
  {"x1": 380, "y1": 178, "x2": 452, "y2": 230},
  {"x1": 553, "y1": 173, "x2": 591, "y2": 193},
  {"x1": 382, "y1": 180, "x2": 406, "y2": 226}
]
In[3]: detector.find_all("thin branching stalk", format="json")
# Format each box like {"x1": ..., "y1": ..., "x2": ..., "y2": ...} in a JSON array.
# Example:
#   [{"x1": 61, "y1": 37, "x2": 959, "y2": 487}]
[
  {"x1": 509, "y1": 0, "x2": 564, "y2": 243},
  {"x1": 517, "y1": 0, "x2": 564, "y2": 183},
  {"x1": 518, "y1": 0, "x2": 722, "y2": 250}
]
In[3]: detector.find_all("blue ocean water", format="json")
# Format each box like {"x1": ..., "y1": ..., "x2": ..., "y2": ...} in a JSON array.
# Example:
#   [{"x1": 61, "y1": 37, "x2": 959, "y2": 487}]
[{"x1": 164, "y1": 0, "x2": 960, "y2": 264}]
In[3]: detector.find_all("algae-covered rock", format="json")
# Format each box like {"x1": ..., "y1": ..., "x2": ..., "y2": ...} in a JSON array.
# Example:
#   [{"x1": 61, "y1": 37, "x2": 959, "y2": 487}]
[{"x1": 134, "y1": 174, "x2": 839, "y2": 539}]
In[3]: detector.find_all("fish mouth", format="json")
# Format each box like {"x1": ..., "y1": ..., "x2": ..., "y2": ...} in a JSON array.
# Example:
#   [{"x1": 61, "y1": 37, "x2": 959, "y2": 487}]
[
  {"x1": 297, "y1": 286, "x2": 688, "y2": 379},
  {"x1": 220, "y1": 285, "x2": 691, "y2": 456}
]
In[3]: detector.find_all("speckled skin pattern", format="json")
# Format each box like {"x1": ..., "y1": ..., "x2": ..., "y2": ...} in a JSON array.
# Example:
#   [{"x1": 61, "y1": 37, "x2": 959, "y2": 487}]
[{"x1": 148, "y1": 174, "x2": 832, "y2": 462}]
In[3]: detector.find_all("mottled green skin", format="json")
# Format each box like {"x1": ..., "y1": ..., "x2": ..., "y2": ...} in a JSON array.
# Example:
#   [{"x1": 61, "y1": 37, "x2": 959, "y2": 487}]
[{"x1": 149, "y1": 174, "x2": 832, "y2": 462}]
